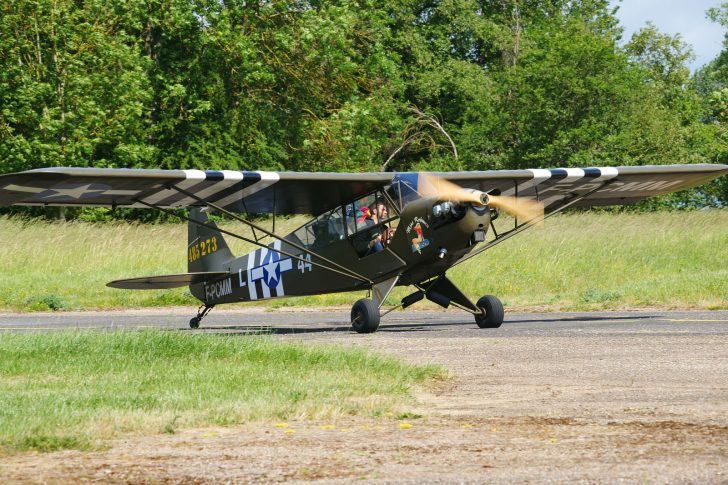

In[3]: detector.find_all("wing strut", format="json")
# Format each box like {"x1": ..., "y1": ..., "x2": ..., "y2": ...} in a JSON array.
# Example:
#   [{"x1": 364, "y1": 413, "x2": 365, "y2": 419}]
[
  {"x1": 134, "y1": 197, "x2": 373, "y2": 287},
  {"x1": 136, "y1": 199, "x2": 372, "y2": 285},
  {"x1": 452, "y1": 179, "x2": 617, "y2": 268},
  {"x1": 166, "y1": 184, "x2": 374, "y2": 285}
]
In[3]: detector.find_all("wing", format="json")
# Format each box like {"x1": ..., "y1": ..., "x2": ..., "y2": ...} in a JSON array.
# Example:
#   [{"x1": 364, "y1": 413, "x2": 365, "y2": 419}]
[
  {"x1": 436, "y1": 164, "x2": 728, "y2": 212},
  {"x1": 0, "y1": 167, "x2": 392, "y2": 215},
  {"x1": 1, "y1": 164, "x2": 726, "y2": 215}
]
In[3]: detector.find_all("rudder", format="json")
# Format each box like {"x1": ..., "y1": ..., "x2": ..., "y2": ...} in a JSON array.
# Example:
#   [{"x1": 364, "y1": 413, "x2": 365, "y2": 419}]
[{"x1": 188, "y1": 208, "x2": 234, "y2": 273}]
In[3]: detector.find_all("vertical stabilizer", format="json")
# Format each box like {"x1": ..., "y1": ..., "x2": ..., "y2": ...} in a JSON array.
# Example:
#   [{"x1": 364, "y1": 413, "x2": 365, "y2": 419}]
[{"x1": 188, "y1": 208, "x2": 234, "y2": 273}]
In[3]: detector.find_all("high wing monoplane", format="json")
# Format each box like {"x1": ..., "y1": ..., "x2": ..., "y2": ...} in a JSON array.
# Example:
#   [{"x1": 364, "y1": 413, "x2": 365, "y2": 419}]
[{"x1": 1, "y1": 164, "x2": 726, "y2": 332}]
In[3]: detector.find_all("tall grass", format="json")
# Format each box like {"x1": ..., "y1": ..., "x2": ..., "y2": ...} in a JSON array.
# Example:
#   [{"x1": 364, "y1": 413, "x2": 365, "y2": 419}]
[
  {"x1": 0, "y1": 210, "x2": 726, "y2": 311},
  {"x1": 0, "y1": 217, "x2": 304, "y2": 310},
  {"x1": 0, "y1": 331, "x2": 443, "y2": 454},
  {"x1": 455, "y1": 210, "x2": 728, "y2": 310}
]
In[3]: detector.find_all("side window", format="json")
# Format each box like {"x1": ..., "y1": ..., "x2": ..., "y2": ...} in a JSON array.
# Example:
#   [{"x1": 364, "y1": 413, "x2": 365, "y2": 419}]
[
  {"x1": 291, "y1": 222, "x2": 315, "y2": 248},
  {"x1": 345, "y1": 202, "x2": 357, "y2": 235},
  {"x1": 291, "y1": 206, "x2": 346, "y2": 250},
  {"x1": 348, "y1": 193, "x2": 399, "y2": 233},
  {"x1": 312, "y1": 206, "x2": 345, "y2": 249},
  {"x1": 329, "y1": 207, "x2": 345, "y2": 238},
  {"x1": 345, "y1": 195, "x2": 377, "y2": 235}
]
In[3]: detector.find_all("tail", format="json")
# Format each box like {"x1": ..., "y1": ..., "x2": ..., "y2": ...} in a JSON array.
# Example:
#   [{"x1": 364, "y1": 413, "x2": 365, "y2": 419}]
[{"x1": 188, "y1": 208, "x2": 234, "y2": 272}]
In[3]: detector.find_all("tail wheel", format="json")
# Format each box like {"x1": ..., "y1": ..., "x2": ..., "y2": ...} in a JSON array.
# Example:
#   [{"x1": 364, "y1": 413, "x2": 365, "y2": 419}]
[
  {"x1": 475, "y1": 295, "x2": 504, "y2": 328},
  {"x1": 189, "y1": 304, "x2": 213, "y2": 329},
  {"x1": 351, "y1": 299, "x2": 380, "y2": 334}
]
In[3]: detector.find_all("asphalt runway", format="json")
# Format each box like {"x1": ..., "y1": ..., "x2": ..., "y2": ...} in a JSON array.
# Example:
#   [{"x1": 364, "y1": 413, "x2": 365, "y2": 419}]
[{"x1": 1, "y1": 307, "x2": 727, "y2": 338}]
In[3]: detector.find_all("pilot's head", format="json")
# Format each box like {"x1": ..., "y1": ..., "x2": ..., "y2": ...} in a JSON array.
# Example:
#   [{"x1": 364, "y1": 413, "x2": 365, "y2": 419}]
[{"x1": 374, "y1": 200, "x2": 388, "y2": 219}]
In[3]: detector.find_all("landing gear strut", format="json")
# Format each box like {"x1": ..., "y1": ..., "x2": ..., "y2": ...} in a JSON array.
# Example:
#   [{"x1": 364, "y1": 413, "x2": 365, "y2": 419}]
[
  {"x1": 189, "y1": 304, "x2": 214, "y2": 329},
  {"x1": 415, "y1": 276, "x2": 505, "y2": 329},
  {"x1": 474, "y1": 295, "x2": 504, "y2": 328}
]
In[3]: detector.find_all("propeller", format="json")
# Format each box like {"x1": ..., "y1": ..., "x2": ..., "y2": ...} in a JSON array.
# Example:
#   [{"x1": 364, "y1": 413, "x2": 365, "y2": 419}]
[{"x1": 418, "y1": 173, "x2": 544, "y2": 224}]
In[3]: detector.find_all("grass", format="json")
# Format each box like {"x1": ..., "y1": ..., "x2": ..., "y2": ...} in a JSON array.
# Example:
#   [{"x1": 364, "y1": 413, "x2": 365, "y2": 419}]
[
  {"x1": 0, "y1": 210, "x2": 726, "y2": 311},
  {"x1": 0, "y1": 331, "x2": 444, "y2": 454},
  {"x1": 453, "y1": 209, "x2": 728, "y2": 311}
]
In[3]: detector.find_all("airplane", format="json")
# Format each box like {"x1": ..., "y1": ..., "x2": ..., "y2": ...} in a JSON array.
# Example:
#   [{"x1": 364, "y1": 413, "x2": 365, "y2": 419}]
[{"x1": 1, "y1": 163, "x2": 726, "y2": 332}]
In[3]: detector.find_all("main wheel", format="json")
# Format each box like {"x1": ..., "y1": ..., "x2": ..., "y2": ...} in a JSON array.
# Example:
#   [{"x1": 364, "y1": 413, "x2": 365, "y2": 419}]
[
  {"x1": 189, "y1": 317, "x2": 200, "y2": 329},
  {"x1": 475, "y1": 295, "x2": 504, "y2": 328},
  {"x1": 351, "y1": 299, "x2": 380, "y2": 334}
]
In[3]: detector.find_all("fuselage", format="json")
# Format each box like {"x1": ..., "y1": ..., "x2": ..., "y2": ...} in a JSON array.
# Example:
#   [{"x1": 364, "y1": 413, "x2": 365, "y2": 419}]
[{"x1": 191, "y1": 194, "x2": 493, "y2": 305}]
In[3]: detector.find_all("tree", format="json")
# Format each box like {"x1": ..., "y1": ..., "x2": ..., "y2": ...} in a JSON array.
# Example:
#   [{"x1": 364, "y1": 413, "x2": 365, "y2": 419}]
[
  {"x1": 0, "y1": 0, "x2": 155, "y2": 172},
  {"x1": 1, "y1": 0, "x2": 725, "y2": 216}
]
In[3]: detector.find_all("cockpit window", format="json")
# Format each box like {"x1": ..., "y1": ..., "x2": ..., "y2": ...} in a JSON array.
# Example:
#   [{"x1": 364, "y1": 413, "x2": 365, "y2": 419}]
[
  {"x1": 289, "y1": 206, "x2": 345, "y2": 249},
  {"x1": 286, "y1": 187, "x2": 403, "y2": 256},
  {"x1": 346, "y1": 190, "x2": 400, "y2": 257},
  {"x1": 345, "y1": 190, "x2": 396, "y2": 235}
]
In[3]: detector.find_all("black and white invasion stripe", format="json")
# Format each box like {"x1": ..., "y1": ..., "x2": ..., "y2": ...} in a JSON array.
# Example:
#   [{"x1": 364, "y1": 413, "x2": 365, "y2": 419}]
[
  {"x1": 502, "y1": 166, "x2": 619, "y2": 206},
  {"x1": 137, "y1": 170, "x2": 279, "y2": 210}
]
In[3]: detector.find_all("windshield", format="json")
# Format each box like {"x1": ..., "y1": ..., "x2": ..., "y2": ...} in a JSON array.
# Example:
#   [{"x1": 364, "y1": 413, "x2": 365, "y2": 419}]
[{"x1": 387, "y1": 174, "x2": 422, "y2": 211}]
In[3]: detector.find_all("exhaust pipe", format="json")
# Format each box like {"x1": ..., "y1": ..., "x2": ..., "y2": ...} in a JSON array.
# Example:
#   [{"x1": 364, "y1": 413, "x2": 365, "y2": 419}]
[{"x1": 401, "y1": 290, "x2": 425, "y2": 309}]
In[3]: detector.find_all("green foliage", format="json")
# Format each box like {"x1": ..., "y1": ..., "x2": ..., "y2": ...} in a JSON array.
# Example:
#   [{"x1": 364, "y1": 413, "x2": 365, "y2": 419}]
[
  {"x1": 0, "y1": 0, "x2": 726, "y2": 209},
  {"x1": 0, "y1": 0, "x2": 155, "y2": 171},
  {"x1": 626, "y1": 23, "x2": 693, "y2": 90},
  {"x1": 23, "y1": 294, "x2": 66, "y2": 311},
  {"x1": 580, "y1": 288, "x2": 622, "y2": 304}
]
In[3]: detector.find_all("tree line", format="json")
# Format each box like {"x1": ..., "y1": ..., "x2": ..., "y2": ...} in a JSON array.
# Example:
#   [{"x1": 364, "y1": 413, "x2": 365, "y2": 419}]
[{"x1": 1, "y1": 0, "x2": 727, "y2": 215}]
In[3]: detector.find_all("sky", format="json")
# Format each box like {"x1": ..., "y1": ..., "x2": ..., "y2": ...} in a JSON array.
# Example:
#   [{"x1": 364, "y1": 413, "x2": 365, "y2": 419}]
[{"x1": 611, "y1": 0, "x2": 726, "y2": 71}]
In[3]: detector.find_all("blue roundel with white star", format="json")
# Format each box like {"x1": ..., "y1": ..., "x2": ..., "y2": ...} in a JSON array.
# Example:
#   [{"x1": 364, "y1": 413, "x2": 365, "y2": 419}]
[
  {"x1": 261, "y1": 250, "x2": 284, "y2": 288},
  {"x1": 249, "y1": 247, "x2": 293, "y2": 291}
]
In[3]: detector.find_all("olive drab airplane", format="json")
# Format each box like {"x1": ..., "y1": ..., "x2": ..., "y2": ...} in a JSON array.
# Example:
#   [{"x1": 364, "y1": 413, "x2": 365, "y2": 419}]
[{"x1": 1, "y1": 164, "x2": 727, "y2": 332}]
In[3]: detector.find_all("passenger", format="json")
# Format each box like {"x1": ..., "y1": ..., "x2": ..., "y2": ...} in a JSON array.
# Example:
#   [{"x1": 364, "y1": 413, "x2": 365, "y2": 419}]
[
  {"x1": 356, "y1": 206, "x2": 373, "y2": 225},
  {"x1": 380, "y1": 203, "x2": 398, "y2": 245},
  {"x1": 372, "y1": 200, "x2": 388, "y2": 224}
]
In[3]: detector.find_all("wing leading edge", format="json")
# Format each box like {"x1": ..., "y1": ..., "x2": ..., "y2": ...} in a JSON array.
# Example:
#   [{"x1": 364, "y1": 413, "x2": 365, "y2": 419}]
[{"x1": 0, "y1": 164, "x2": 726, "y2": 215}]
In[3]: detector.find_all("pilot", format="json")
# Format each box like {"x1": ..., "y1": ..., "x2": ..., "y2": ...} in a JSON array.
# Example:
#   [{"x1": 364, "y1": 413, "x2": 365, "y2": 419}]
[
  {"x1": 372, "y1": 200, "x2": 388, "y2": 223},
  {"x1": 364, "y1": 200, "x2": 390, "y2": 255}
]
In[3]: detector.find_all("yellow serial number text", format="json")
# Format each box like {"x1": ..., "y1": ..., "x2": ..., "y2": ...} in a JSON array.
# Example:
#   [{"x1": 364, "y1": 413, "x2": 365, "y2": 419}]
[{"x1": 188, "y1": 236, "x2": 219, "y2": 263}]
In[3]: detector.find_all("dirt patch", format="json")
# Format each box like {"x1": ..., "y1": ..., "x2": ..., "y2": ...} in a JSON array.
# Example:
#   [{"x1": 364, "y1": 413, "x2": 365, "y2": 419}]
[
  {"x1": 2, "y1": 316, "x2": 728, "y2": 483},
  {"x1": 3, "y1": 416, "x2": 726, "y2": 483}
]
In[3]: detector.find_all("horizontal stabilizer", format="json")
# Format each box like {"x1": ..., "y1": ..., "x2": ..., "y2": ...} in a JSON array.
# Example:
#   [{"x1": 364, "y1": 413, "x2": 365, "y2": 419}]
[{"x1": 107, "y1": 272, "x2": 230, "y2": 290}]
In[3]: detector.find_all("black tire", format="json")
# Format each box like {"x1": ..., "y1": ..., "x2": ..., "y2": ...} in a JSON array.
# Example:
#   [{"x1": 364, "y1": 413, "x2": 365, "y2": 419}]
[
  {"x1": 475, "y1": 295, "x2": 504, "y2": 328},
  {"x1": 189, "y1": 317, "x2": 200, "y2": 329},
  {"x1": 351, "y1": 298, "x2": 380, "y2": 334}
]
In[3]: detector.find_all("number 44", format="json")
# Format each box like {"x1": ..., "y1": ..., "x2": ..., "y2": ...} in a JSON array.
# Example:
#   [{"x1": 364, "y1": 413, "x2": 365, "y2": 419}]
[{"x1": 297, "y1": 253, "x2": 313, "y2": 273}]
